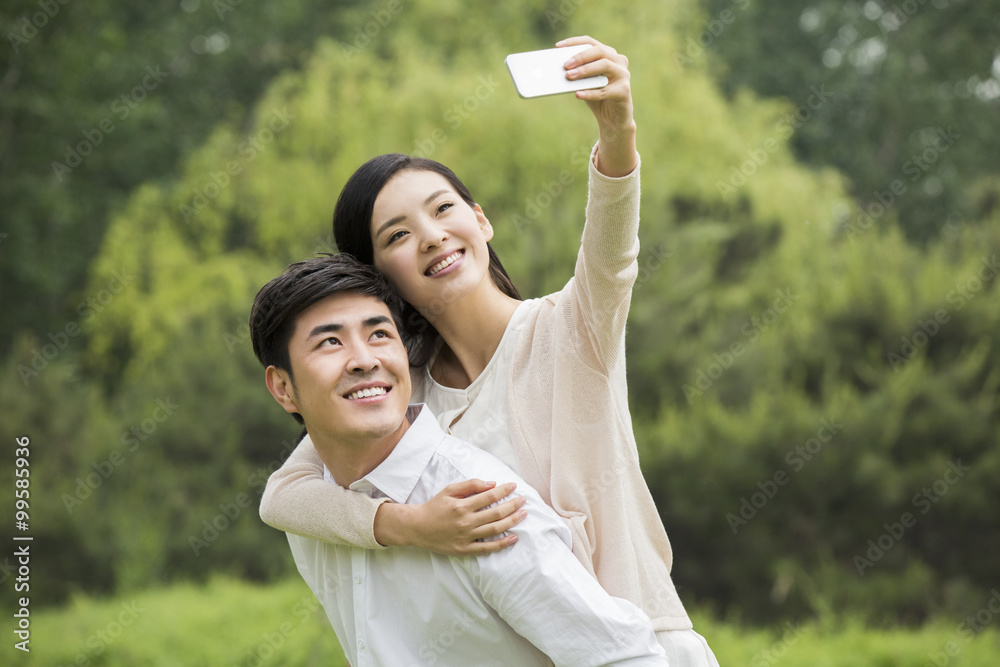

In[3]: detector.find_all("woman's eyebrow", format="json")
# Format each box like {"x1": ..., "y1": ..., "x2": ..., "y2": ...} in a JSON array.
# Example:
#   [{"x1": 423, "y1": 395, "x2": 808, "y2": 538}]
[
  {"x1": 422, "y1": 189, "x2": 450, "y2": 205},
  {"x1": 375, "y1": 215, "x2": 405, "y2": 239}
]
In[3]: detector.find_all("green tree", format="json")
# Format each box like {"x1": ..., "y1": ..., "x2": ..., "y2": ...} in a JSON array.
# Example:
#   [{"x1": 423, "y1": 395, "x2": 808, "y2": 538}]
[
  {"x1": 0, "y1": 0, "x2": 388, "y2": 352},
  {"x1": 698, "y1": 0, "x2": 1000, "y2": 243}
]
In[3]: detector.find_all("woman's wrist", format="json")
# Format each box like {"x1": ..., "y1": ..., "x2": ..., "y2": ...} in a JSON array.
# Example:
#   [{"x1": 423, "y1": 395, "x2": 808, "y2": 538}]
[
  {"x1": 596, "y1": 122, "x2": 638, "y2": 178},
  {"x1": 373, "y1": 501, "x2": 414, "y2": 547}
]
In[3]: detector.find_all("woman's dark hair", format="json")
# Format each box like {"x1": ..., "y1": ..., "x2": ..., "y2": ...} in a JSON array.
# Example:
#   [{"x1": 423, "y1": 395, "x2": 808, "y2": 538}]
[{"x1": 332, "y1": 154, "x2": 520, "y2": 365}]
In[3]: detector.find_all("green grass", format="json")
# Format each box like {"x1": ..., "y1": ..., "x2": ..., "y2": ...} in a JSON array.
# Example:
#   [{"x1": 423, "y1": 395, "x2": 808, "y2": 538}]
[
  {"x1": 697, "y1": 609, "x2": 1000, "y2": 666},
  {"x1": 3, "y1": 577, "x2": 998, "y2": 666},
  {"x1": 2, "y1": 577, "x2": 347, "y2": 667}
]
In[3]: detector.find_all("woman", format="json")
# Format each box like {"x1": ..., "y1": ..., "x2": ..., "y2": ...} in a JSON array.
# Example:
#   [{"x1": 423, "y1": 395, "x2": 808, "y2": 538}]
[{"x1": 260, "y1": 36, "x2": 718, "y2": 664}]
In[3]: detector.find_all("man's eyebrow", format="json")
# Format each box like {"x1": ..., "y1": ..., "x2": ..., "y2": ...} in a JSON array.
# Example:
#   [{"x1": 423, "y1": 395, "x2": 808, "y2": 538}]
[
  {"x1": 373, "y1": 189, "x2": 452, "y2": 239},
  {"x1": 363, "y1": 315, "x2": 392, "y2": 329},
  {"x1": 306, "y1": 323, "x2": 342, "y2": 340}
]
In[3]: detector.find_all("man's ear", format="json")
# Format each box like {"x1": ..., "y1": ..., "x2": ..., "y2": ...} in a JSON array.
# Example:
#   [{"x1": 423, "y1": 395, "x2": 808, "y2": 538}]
[
  {"x1": 265, "y1": 366, "x2": 300, "y2": 416},
  {"x1": 473, "y1": 203, "x2": 494, "y2": 243}
]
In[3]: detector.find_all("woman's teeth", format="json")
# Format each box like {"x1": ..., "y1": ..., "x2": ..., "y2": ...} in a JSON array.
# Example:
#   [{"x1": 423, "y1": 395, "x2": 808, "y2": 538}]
[
  {"x1": 347, "y1": 387, "x2": 388, "y2": 400},
  {"x1": 428, "y1": 251, "x2": 462, "y2": 276}
]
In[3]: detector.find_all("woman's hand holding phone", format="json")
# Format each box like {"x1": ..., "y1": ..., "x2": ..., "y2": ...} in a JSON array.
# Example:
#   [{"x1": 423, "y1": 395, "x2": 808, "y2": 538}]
[{"x1": 557, "y1": 35, "x2": 637, "y2": 178}]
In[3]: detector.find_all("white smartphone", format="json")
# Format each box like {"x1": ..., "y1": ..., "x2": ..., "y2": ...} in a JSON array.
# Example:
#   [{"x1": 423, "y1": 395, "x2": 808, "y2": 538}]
[{"x1": 505, "y1": 45, "x2": 609, "y2": 99}]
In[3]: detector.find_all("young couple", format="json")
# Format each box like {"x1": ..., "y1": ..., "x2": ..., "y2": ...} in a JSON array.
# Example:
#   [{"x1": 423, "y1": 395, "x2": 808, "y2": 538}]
[{"x1": 251, "y1": 36, "x2": 719, "y2": 666}]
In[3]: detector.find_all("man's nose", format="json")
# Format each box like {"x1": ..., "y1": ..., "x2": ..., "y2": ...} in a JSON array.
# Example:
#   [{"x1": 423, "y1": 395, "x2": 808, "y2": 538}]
[{"x1": 348, "y1": 344, "x2": 381, "y2": 373}]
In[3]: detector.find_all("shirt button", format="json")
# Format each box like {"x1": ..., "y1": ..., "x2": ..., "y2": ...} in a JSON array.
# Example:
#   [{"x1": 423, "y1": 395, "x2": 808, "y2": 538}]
[
  {"x1": 354, "y1": 576, "x2": 362, "y2": 584},
  {"x1": 358, "y1": 639, "x2": 366, "y2": 650}
]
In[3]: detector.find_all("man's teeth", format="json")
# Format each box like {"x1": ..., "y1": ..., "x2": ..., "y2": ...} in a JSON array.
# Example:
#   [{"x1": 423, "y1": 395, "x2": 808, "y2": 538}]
[
  {"x1": 428, "y1": 251, "x2": 462, "y2": 275},
  {"x1": 347, "y1": 387, "x2": 388, "y2": 400}
]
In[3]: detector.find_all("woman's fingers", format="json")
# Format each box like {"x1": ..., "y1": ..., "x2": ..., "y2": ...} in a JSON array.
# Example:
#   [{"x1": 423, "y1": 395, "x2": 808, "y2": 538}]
[
  {"x1": 471, "y1": 501, "x2": 528, "y2": 540},
  {"x1": 566, "y1": 48, "x2": 627, "y2": 71},
  {"x1": 441, "y1": 478, "x2": 497, "y2": 499},
  {"x1": 463, "y1": 481, "x2": 519, "y2": 511},
  {"x1": 458, "y1": 532, "x2": 519, "y2": 556},
  {"x1": 566, "y1": 56, "x2": 629, "y2": 84},
  {"x1": 457, "y1": 500, "x2": 528, "y2": 555},
  {"x1": 558, "y1": 36, "x2": 628, "y2": 72},
  {"x1": 474, "y1": 494, "x2": 527, "y2": 525},
  {"x1": 574, "y1": 78, "x2": 630, "y2": 102},
  {"x1": 555, "y1": 34, "x2": 599, "y2": 49}
]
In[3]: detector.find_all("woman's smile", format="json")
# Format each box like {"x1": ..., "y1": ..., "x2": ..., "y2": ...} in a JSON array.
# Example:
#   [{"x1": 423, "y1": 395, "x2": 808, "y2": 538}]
[{"x1": 426, "y1": 249, "x2": 465, "y2": 277}]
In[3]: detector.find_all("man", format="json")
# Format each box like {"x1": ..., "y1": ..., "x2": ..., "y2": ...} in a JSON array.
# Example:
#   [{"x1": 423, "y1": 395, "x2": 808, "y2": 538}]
[{"x1": 249, "y1": 254, "x2": 667, "y2": 666}]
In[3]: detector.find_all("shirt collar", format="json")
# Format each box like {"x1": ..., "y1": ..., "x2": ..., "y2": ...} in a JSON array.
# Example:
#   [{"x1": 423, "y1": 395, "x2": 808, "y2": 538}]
[{"x1": 344, "y1": 404, "x2": 445, "y2": 503}]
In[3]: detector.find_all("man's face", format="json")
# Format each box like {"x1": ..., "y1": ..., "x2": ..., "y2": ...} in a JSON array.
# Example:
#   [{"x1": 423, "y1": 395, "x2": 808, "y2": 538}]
[{"x1": 267, "y1": 292, "x2": 411, "y2": 446}]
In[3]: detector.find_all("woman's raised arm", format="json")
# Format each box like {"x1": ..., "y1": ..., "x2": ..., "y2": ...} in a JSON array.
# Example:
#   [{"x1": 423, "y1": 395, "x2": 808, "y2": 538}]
[{"x1": 551, "y1": 37, "x2": 643, "y2": 373}]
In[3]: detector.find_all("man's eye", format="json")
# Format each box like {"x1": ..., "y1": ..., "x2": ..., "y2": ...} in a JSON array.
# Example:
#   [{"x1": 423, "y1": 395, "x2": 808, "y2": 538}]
[
  {"x1": 371, "y1": 330, "x2": 390, "y2": 340},
  {"x1": 320, "y1": 337, "x2": 340, "y2": 347}
]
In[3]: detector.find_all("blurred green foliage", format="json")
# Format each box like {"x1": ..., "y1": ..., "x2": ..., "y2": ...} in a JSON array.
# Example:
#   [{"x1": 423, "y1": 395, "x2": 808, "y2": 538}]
[
  {"x1": 700, "y1": 0, "x2": 1000, "y2": 244},
  {"x1": 0, "y1": 0, "x2": 419, "y2": 353},
  {"x1": 1, "y1": 0, "x2": 997, "y2": 644}
]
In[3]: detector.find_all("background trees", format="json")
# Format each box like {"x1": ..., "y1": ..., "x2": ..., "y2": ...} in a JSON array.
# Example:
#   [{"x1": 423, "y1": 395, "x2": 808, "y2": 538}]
[
  {"x1": 1, "y1": 0, "x2": 997, "y2": 631},
  {"x1": 700, "y1": 0, "x2": 1000, "y2": 244}
]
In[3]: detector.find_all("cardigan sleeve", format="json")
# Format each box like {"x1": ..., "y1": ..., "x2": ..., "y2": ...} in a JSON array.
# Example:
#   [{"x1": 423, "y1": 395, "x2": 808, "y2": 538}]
[
  {"x1": 258, "y1": 432, "x2": 390, "y2": 549},
  {"x1": 565, "y1": 143, "x2": 642, "y2": 373}
]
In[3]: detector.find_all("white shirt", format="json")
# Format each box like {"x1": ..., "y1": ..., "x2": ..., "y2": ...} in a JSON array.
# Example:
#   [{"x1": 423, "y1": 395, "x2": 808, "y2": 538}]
[
  {"x1": 411, "y1": 300, "x2": 537, "y2": 472},
  {"x1": 286, "y1": 405, "x2": 667, "y2": 667}
]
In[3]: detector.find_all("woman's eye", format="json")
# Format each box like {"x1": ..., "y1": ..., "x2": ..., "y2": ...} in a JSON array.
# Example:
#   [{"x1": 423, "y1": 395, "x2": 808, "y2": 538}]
[
  {"x1": 436, "y1": 202, "x2": 453, "y2": 215},
  {"x1": 387, "y1": 229, "x2": 407, "y2": 244}
]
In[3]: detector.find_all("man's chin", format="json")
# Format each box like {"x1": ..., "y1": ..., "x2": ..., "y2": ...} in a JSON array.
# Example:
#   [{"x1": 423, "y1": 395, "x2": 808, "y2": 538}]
[{"x1": 347, "y1": 412, "x2": 409, "y2": 440}]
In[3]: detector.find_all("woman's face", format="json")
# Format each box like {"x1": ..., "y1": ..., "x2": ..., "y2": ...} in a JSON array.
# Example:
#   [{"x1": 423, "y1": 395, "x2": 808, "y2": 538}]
[{"x1": 369, "y1": 169, "x2": 494, "y2": 315}]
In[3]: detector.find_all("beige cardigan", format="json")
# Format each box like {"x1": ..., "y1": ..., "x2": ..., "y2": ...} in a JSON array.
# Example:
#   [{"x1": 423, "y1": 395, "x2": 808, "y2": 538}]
[{"x1": 259, "y1": 149, "x2": 693, "y2": 632}]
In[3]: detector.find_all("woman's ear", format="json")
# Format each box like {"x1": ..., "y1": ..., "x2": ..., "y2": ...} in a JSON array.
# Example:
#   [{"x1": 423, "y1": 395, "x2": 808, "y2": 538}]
[{"x1": 473, "y1": 203, "x2": 494, "y2": 242}]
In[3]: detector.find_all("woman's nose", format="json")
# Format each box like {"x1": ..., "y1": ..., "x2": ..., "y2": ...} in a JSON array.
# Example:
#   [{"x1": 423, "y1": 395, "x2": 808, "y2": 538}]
[{"x1": 418, "y1": 222, "x2": 448, "y2": 252}]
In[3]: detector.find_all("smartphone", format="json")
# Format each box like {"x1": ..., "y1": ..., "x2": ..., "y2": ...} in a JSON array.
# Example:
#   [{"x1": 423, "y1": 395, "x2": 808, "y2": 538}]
[{"x1": 505, "y1": 45, "x2": 609, "y2": 99}]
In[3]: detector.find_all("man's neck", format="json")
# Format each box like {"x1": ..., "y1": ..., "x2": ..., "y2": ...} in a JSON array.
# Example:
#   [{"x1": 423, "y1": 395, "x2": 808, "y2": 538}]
[{"x1": 308, "y1": 416, "x2": 411, "y2": 488}]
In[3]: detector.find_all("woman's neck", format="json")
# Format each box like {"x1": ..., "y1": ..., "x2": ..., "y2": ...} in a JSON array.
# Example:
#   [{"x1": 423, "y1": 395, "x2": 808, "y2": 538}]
[{"x1": 424, "y1": 285, "x2": 521, "y2": 389}]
